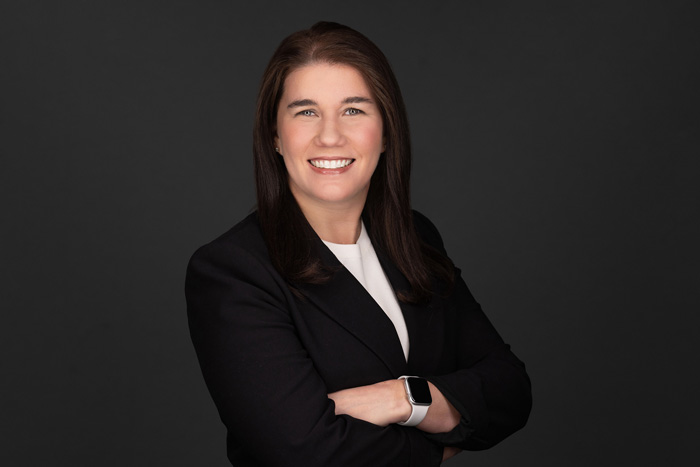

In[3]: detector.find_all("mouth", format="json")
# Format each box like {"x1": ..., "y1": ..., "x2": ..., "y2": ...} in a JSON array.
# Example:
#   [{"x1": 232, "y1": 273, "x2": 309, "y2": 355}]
[{"x1": 308, "y1": 159, "x2": 355, "y2": 169}]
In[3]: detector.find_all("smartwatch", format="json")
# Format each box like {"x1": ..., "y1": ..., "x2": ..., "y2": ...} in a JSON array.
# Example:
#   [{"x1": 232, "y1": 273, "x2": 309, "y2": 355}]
[{"x1": 397, "y1": 376, "x2": 432, "y2": 426}]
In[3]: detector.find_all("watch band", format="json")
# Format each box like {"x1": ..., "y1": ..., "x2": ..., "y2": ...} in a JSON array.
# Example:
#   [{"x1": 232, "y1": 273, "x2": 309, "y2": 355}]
[{"x1": 397, "y1": 376, "x2": 431, "y2": 426}]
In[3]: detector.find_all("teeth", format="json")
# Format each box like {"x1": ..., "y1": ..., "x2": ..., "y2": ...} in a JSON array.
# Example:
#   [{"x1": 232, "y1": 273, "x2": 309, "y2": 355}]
[{"x1": 310, "y1": 159, "x2": 353, "y2": 169}]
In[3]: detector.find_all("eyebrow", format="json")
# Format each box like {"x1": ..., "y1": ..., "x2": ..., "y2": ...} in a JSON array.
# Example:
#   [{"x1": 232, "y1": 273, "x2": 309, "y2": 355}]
[
  {"x1": 342, "y1": 96, "x2": 373, "y2": 105},
  {"x1": 286, "y1": 96, "x2": 374, "y2": 108},
  {"x1": 287, "y1": 99, "x2": 317, "y2": 108}
]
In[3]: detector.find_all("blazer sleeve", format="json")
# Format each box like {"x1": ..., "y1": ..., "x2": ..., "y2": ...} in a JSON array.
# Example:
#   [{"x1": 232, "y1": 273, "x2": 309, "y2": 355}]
[
  {"x1": 185, "y1": 239, "x2": 443, "y2": 467},
  {"x1": 413, "y1": 212, "x2": 533, "y2": 450}
]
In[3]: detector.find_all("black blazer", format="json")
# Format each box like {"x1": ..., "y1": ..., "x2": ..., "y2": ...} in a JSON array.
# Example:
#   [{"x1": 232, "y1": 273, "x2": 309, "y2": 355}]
[{"x1": 186, "y1": 211, "x2": 531, "y2": 466}]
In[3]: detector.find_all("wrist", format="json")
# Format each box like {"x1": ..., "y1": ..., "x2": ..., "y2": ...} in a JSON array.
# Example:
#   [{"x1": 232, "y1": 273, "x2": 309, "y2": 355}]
[{"x1": 387, "y1": 379, "x2": 412, "y2": 423}]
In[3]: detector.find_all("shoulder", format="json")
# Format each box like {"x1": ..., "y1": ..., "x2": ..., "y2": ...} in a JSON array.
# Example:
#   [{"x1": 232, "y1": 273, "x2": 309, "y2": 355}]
[
  {"x1": 193, "y1": 211, "x2": 266, "y2": 254},
  {"x1": 411, "y1": 209, "x2": 448, "y2": 255},
  {"x1": 186, "y1": 211, "x2": 275, "y2": 279}
]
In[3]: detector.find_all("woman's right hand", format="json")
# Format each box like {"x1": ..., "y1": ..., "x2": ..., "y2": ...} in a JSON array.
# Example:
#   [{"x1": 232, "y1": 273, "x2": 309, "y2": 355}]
[{"x1": 442, "y1": 446, "x2": 461, "y2": 463}]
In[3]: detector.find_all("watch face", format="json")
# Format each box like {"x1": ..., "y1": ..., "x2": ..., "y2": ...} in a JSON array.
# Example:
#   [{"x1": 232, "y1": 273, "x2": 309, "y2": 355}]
[{"x1": 406, "y1": 378, "x2": 432, "y2": 405}]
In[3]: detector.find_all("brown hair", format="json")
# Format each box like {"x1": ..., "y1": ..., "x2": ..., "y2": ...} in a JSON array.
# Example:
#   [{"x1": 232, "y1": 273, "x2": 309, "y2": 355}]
[{"x1": 253, "y1": 21, "x2": 453, "y2": 302}]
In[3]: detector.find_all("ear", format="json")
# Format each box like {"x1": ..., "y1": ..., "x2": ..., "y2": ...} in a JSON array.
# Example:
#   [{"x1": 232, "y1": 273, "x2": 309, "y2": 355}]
[{"x1": 274, "y1": 135, "x2": 281, "y2": 154}]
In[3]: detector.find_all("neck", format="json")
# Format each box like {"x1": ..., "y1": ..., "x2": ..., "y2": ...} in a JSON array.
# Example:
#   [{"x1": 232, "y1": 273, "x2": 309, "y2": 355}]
[{"x1": 293, "y1": 196, "x2": 365, "y2": 245}]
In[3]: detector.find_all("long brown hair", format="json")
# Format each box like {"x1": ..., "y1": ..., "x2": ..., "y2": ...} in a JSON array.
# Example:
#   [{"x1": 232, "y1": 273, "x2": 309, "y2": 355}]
[{"x1": 253, "y1": 21, "x2": 453, "y2": 302}]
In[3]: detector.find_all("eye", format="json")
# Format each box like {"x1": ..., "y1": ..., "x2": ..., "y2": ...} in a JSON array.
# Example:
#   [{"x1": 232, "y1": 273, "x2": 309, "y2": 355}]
[
  {"x1": 297, "y1": 109, "x2": 316, "y2": 117},
  {"x1": 345, "y1": 108, "x2": 364, "y2": 116}
]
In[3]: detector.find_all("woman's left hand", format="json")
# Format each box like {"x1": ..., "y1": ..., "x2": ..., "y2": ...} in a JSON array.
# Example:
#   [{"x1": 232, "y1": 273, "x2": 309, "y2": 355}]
[
  {"x1": 327, "y1": 379, "x2": 410, "y2": 426},
  {"x1": 328, "y1": 379, "x2": 461, "y2": 433}
]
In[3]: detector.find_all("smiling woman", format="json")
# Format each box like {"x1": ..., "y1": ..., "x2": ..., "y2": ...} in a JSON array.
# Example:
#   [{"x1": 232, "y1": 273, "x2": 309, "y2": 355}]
[{"x1": 185, "y1": 21, "x2": 531, "y2": 466}]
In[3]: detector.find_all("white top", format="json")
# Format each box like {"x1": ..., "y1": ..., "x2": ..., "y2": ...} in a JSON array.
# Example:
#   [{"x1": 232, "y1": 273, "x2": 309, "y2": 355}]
[{"x1": 322, "y1": 222, "x2": 410, "y2": 361}]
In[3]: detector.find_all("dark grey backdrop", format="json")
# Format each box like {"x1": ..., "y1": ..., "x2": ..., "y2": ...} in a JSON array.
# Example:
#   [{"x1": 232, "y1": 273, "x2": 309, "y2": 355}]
[{"x1": 2, "y1": 1, "x2": 698, "y2": 466}]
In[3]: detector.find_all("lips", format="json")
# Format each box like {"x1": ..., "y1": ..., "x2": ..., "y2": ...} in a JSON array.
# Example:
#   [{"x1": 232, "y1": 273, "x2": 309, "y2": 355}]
[{"x1": 308, "y1": 159, "x2": 355, "y2": 169}]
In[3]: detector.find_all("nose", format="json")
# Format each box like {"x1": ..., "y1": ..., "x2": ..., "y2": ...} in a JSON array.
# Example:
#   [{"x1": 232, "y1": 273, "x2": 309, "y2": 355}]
[{"x1": 315, "y1": 116, "x2": 345, "y2": 147}]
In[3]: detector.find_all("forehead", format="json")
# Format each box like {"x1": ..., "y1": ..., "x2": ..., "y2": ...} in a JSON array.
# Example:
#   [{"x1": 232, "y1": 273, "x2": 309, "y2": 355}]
[{"x1": 281, "y1": 63, "x2": 372, "y2": 101}]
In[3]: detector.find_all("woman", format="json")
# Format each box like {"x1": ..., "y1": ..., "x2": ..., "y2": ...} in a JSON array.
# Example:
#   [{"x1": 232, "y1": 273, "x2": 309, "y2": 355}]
[{"x1": 186, "y1": 21, "x2": 531, "y2": 466}]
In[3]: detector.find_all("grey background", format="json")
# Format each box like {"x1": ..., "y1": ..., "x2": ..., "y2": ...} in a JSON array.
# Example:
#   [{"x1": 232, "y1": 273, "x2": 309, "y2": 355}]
[{"x1": 2, "y1": 1, "x2": 698, "y2": 465}]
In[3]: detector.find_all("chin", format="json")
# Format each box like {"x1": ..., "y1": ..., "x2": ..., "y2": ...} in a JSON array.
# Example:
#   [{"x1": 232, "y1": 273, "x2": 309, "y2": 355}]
[{"x1": 316, "y1": 190, "x2": 365, "y2": 205}]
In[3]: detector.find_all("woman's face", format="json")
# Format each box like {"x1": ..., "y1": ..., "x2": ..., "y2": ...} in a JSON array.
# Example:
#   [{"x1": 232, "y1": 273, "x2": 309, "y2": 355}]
[{"x1": 275, "y1": 63, "x2": 384, "y2": 215}]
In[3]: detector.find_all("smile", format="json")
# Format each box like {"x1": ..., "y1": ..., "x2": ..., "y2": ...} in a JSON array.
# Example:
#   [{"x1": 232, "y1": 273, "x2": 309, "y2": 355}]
[{"x1": 308, "y1": 159, "x2": 354, "y2": 169}]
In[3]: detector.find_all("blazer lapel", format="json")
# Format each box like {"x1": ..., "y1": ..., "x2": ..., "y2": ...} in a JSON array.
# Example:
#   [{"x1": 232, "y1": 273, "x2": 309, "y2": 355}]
[
  {"x1": 295, "y1": 240, "x2": 408, "y2": 377},
  {"x1": 373, "y1": 247, "x2": 446, "y2": 374}
]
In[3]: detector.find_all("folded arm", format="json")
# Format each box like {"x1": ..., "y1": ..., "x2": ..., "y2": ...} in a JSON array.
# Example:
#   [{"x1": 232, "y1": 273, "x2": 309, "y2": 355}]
[
  {"x1": 325, "y1": 278, "x2": 531, "y2": 453},
  {"x1": 327, "y1": 379, "x2": 460, "y2": 433}
]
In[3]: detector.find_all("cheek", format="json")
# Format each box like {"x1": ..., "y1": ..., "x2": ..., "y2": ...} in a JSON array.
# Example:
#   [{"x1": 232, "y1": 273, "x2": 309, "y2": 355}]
[
  {"x1": 279, "y1": 123, "x2": 311, "y2": 152},
  {"x1": 358, "y1": 124, "x2": 385, "y2": 150}
]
